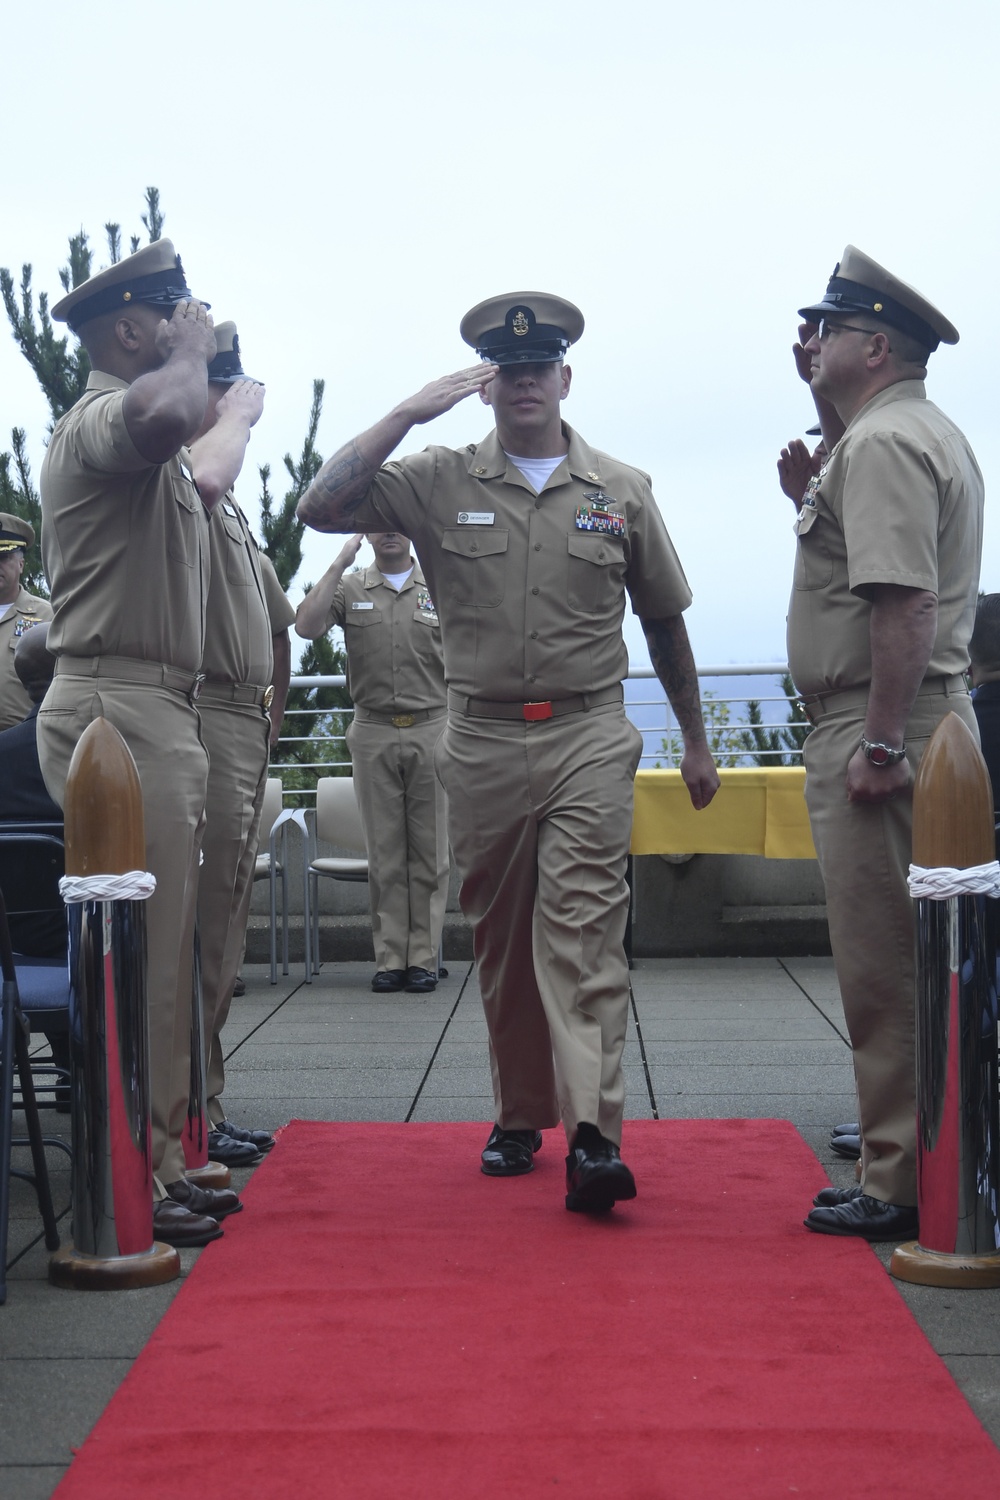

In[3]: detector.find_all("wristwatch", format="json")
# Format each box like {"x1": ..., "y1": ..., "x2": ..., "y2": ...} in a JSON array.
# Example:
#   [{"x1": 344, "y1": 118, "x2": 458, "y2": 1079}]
[{"x1": 860, "y1": 736, "x2": 906, "y2": 767}]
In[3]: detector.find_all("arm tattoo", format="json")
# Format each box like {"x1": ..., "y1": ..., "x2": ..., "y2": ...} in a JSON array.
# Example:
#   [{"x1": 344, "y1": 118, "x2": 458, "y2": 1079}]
[
  {"x1": 297, "y1": 440, "x2": 375, "y2": 531},
  {"x1": 642, "y1": 616, "x2": 708, "y2": 745}
]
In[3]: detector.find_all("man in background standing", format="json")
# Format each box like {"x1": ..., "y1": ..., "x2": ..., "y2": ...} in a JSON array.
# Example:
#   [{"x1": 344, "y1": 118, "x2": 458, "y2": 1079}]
[
  {"x1": 0, "y1": 514, "x2": 53, "y2": 730},
  {"x1": 295, "y1": 529, "x2": 448, "y2": 994}
]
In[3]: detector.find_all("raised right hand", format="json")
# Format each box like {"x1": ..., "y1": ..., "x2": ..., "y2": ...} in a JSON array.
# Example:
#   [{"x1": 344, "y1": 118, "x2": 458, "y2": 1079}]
[
  {"x1": 792, "y1": 321, "x2": 818, "y2": 385},
  {"x1": 154, "y1": 299, "x2": 217, "y2": 367},
  {"x1": 777, "y1": 438, "x2": 823, "y2": 505},
  {"x1": 401, "y1": 364, "x2": 499, "y2": 425},
  {"x1": 336, "y1": 533, "x2": 365, "y2": 567}
]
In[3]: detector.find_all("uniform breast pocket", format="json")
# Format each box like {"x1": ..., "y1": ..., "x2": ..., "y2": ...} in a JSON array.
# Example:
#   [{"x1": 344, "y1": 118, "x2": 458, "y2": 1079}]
[
  {"x1": 343, "y1": 608, "x2": 383, "y2": 661},
  {"x1": 565, "y1": 533, "x2": 626, "y2": 613},
  {"x1": 793, "y1": 508, "x2": 834, "y2": 591},
  {"x1": 440, "y1": 529, "x2": 509, "y2": 609},
  {"x1": 411, "y1": 609, "x2": 443, "y2": 661},
  {"x1": 219, "y1": 509, "x2": 254, "y2": 587},
  {"x1": 166, "y1": 478, "x2": 202, "y2": 567}
]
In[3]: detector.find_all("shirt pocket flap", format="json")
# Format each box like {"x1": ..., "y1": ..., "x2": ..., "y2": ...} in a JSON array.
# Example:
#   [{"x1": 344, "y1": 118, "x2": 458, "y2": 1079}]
[
  {"x1": 441, "y1": 529, "x2": 509, "y2": 558},
  {"x1": 567, "y1": 534, "x2": 625, "y2": 567}
]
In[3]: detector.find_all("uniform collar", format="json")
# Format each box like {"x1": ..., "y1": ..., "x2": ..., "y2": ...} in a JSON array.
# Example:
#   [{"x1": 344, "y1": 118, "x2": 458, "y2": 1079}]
[
  {"x1": 466, "y1": 423, "x2": 607, "y2": 488},
  {"x1": 365, "y1": 560, "x2": 422, "y2": 592},
  {"x1": 85, "y1": 369, "x2": 129, "y2": 392},
  {"x1": 847, "y1": 378, "x2": 927, "y2": 432}
]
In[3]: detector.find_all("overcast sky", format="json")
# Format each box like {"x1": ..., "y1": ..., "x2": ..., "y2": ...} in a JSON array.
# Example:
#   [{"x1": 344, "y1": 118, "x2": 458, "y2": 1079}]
[{"x1": 2, "y1": 0, "x2": 997, "y2": 672}]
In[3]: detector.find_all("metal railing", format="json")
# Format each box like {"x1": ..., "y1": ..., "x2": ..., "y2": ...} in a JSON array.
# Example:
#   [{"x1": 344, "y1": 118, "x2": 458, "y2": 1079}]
[{"x1": 272, "y1": 664, "x2": 805, "y2": 801}]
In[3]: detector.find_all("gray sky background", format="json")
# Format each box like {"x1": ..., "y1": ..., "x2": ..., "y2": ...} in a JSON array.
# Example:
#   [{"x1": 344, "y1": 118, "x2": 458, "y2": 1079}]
[{"x1": 2, "y1": 0, "x2": 997, "y2": 672}]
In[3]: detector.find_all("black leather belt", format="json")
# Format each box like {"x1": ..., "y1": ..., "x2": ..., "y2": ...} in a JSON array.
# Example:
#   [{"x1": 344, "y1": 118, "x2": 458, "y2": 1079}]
[{"x1": 448, "y1": 685, "x2": 624, "y2": 721}]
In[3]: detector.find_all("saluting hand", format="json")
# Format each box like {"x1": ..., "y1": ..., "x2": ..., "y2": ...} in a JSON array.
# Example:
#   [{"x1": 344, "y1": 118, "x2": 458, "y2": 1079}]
[
  {"x1": 336, "y1": 533, "x2": 365, "y2": 568},
  {"x1": 777, "y1": 438, "x2": 825, "y2": 507},
  {"x1": 400, "y1": 364, "x2": 499, "y2": 425},
  {"x1": 216, "y1": 378, "x2": 266, "y2": 429},
  {"x1": 792, "y1": 321, "x2": 818, "y2": 384},
  {"x1": 155, "y1": 299, "x2": 217, "y2": 367}
]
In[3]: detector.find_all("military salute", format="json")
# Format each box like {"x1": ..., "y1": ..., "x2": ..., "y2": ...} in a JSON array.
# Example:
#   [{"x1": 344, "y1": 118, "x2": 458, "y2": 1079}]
[
  {"x1": 0, "y1": 514, "x2": 53, "y2": 730},
  {"x1": 296, "y1": 292, "x2": 718, "y2": 1213},
  {"x1": 295, "y1": 529, "x2": 449, "y2": 994},
  {"x1": 187, "y1": 322, "x2": 294, "y2": 1164},
  {"x1": 37, "y1": 240, "x2": 242, "y2": 1247},
  {"x1": 783, "y1": 247, "x2": 984, "y2": 1241}
]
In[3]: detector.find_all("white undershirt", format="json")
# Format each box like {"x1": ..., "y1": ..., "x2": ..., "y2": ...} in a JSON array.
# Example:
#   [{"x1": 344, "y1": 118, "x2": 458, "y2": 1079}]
[
  {"x1": 381, "y1": 566, "x2": 414, "y2": 591},
  {"x1": 503, "y1": 451, "x2": 565, "y2": 494}
]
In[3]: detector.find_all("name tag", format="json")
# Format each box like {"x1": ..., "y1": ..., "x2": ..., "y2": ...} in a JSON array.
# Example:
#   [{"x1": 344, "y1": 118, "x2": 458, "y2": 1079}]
[
  {"x1": 223, "y1": 501, "x2": 237, "y2": 517},
  {"x1": 457, "y1": 511, "x2": 494, "y2": 525},
  {"x1": 351, "y1": 601, "x2": 375, "y2": 610}
]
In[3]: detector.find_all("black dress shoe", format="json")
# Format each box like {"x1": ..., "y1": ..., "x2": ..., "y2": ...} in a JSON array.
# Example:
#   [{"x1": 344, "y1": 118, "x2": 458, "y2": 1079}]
[
  {"x1": 216, "y1": 1118, "x2": 276, "y2": 1153},
  {"x1": 480, "y1": 1124, "x2": 542, "y2": 1176},
  {"x1": 207, "y1": 1130, "x2": 263, "y2": 1168},
  {"x1": 166, "y1": 1177, "x2": 243, "y2": 1221},
  {"x1": 565, "y1": 1126, "x2": 637, "y2": 1213},
  {"x1": 813, "y1": 1183, "x2": 865, "y2": 1207},
  {"x1": 371, "y1": 969, "x2": 406, "y2": 992},
  {"x1": 805, "y1": 1193, "x2": 918, "y2": 1240},
  {"x1": 152, "y1": 1200, "x2": 224, "y2": 1248},
  {"x1": 232, "y1": 974, "x2": 246, "y2": 997},
  {"x1": 831, "y1": 1121, "x2": 860, "y2": 1136},
  {"x1": 830, "y1": 1132, "x2": 862, "y2": 1159},
  {"x1": 404, "y1": 965, "x2": 437, "y2": 993}
]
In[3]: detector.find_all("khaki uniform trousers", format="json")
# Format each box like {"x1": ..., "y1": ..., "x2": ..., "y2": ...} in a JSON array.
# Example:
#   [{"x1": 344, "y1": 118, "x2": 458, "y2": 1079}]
[
  {"x1": 37, "y1": 672, "x2": 209, "y2": 1191},
  {"x1": 197, "y1": 699, "x2": 270, "y2": 1124},
  {"x1": 435, "y1": 702, "x2": 642, "y2": 1145},
  {"x1": 346, "y1": 712, "x2": 449, "y2": 973},
  {"x1": 803, "y1": 679, "x2": 977, "y2": 1207}
]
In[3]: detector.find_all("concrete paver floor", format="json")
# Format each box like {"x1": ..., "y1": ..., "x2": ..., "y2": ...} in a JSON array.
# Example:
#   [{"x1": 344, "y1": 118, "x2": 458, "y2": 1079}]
[{"x1": 2, "y1": 957, "x2": 998, "y2": 1496}]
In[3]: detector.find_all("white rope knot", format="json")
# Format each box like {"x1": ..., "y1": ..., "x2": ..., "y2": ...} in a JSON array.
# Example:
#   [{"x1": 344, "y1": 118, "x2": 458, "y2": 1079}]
[
  {"x1": 59, "y1": 871, "x2": 157, "y2": 905},
  {"x1": 908, "y1": 861, "x2": 1000, "y2": 899}
]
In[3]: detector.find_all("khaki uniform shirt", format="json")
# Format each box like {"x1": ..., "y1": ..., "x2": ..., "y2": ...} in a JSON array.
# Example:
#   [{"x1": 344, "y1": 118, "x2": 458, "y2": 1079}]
[
  {"x1": 41, "y1": 371, "x2": 209, "y2": 671},
  {"x1": 787, "y1": 381, "x2": 984, "y2": 696},
  {"x1": 327, "y1": 563, "x2": 445, "y2": 712},
  {"x1": 201, "y1": 496, "x2": 293, "y2": 688},
  {"x1": 0, "y1": 587, "x2": 54, "y2": 729},
  {"x1": 350, "y1": 423, "x2": 691, "y2": 700}
]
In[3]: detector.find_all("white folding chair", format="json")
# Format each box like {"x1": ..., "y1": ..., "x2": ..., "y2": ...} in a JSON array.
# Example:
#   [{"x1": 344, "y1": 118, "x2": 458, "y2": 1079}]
[
  {"x1": 250, "y1": 777, "x2": 303, "y2": 984},
  {"x1": 303, "y1": 776, "x2": 369, "y2": 981}
]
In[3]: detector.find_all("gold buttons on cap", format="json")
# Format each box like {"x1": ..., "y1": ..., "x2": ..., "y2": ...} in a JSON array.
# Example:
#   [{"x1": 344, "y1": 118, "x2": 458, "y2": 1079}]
[
  {"x1": 123, "y1": 291, "x2": 132, "y2": 302},
  {"x1": 874, "y1": 302, "x2": 883, "y2": 312}
]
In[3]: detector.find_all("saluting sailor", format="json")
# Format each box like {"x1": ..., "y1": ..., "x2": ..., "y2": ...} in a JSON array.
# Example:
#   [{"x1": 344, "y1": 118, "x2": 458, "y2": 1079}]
[
  {"x1": 296, "y1": 291, "x2": 718, "y2": 1213},
  {"x1": 0, "y1": 514, "x2": 53, "y2": 731}
]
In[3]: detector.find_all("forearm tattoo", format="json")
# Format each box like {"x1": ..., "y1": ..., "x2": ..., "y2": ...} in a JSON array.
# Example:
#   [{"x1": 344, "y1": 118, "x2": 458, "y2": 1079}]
[
  {"x1": 297, "y1": 441, "x2": 374, "y2": 531},
  {"x1": 643, "y1": 616, "x2": 708, "y2": 744}
]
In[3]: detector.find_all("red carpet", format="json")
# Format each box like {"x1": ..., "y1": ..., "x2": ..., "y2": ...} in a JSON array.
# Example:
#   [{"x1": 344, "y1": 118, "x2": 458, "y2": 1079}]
[{"x1": 55, "y1": 1119, "x2": 1000, "y2": 1499}]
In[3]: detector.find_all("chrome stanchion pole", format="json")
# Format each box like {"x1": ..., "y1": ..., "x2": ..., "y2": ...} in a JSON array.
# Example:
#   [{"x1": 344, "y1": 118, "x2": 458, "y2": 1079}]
[
  {"x1": 891, "y1": 712, "x2": 1000, "y2": 1288},
  {"x1": 48, "y1": 718, "x2": 179, "y2": 1290}
]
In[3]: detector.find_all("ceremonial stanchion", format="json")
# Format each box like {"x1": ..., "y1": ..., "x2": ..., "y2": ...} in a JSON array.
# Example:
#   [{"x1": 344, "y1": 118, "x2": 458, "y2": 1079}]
[
  {"x1": 182, "y1": 927, "x2": 230, "y2": 1189},
  {"x1": 49, "y1": 718, "x2": 179, "y2": 1290},
  {"x1": 891, "y1": 712, "x2": 1000, "y2": 1288}
]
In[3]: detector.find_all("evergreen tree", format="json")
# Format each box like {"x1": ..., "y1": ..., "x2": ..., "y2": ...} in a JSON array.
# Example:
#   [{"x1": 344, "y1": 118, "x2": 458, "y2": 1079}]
[
  {"x1": 739, "y1": 673, "x2": 811, "y2": 766},
  {"x1": 256, "y1": 377, "x2": 352, "y2": 781},
  {"x1": 0, "y1": 429, "x2": 45, "y2": 595}
]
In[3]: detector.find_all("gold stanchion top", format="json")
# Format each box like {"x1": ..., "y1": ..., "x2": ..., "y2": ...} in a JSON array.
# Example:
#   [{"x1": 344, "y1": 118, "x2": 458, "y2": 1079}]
[
  {"x1": 63, "y1": 717, "x2": 146, "y2": 876},
  {"x1": 911, "y1": 712, "x2": 994, "y2": 870}
]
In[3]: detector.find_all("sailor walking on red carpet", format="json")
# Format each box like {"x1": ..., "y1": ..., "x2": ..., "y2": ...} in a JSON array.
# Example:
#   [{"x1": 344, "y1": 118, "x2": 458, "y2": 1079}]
[{"x1": 296, "y1": 292, "x2": 718, "y2": 1212}]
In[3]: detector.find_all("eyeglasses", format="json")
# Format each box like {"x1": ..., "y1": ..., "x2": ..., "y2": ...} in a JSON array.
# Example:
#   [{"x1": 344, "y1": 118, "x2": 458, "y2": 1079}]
[{"x1": 817, "y1": 318, "x2": 878, "y2": 341}]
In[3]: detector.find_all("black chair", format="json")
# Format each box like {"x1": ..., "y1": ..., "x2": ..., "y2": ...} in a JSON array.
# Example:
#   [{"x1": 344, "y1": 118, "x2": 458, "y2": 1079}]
[{"x1": 0, "y1": 825, "x2": 69, "y2": 1303}]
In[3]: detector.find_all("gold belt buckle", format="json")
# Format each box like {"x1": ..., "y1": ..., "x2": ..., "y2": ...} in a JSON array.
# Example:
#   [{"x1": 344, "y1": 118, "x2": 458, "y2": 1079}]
[
  {"x1": 263, "y1": 685, "x2": 274, "y2": 710},
  {"x1": 392, "y1": 713, "x2": 415, "y2": 728}
]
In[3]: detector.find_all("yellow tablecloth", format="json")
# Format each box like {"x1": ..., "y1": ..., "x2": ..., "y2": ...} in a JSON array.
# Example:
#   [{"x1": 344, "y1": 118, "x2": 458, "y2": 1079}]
[{"x1": 631, "y1": 768, "x2": 816, "y2": 859}]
